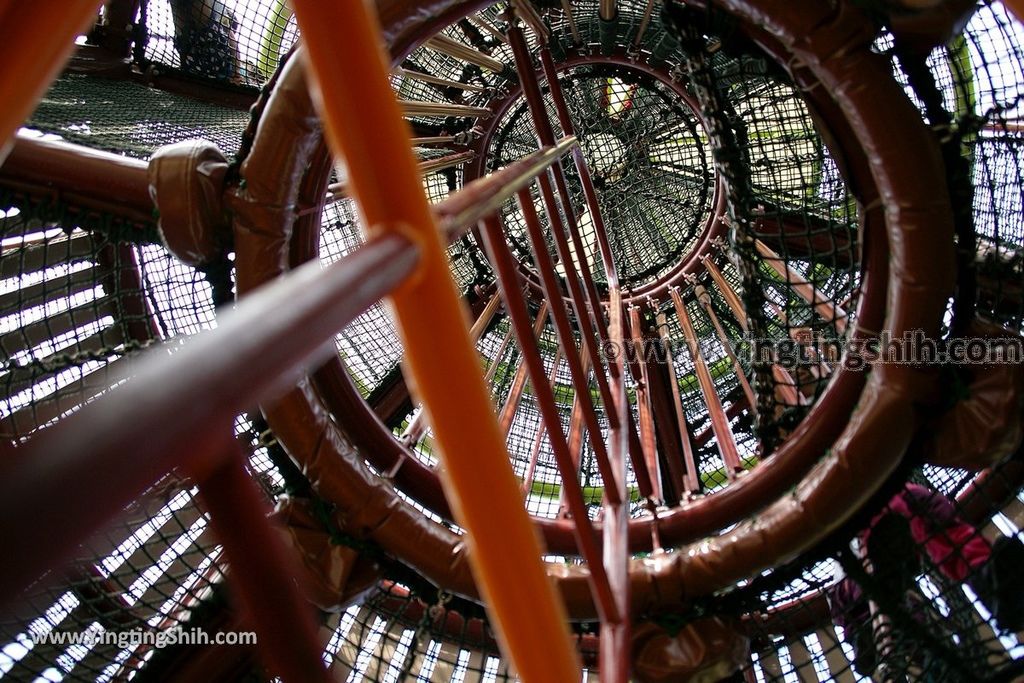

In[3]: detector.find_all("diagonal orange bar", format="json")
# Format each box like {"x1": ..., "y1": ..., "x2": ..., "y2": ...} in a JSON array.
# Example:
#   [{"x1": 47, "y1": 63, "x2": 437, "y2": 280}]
[
  {"x1": 0, "y1": 0, "x2": 102, "y2": 164},
  {"x1": 288, "y1": 1, "x2": 582, "y2": 681}
]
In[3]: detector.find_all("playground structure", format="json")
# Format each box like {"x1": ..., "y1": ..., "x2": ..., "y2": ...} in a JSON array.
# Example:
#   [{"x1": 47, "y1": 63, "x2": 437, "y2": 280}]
[{"x1": 1, "y1": 0, "x2": 1024, "y2": 680}]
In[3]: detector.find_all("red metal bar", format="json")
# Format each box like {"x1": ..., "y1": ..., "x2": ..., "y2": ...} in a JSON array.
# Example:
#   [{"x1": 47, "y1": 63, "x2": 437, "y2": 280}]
[
  {"x1": 480, "y1": 215, "x2": 621, "y2": 624},
  {"x1": 0, "y1": 233, "x2": 418, "y2": 606},
  {"x1": 670, "y1": 287, "x2": 744, "y2": 476},
  {"x1": 600, "y1": 277, "x2": 630, "y2": 683},
  {"x1": 522, "y1": 345, "x2": 564, "y2": 493},
  {"x1": 559, "y1": 346, "x2": 593, "y2": 516},
  {"x1": 694, "y1": 283, "x2": 757, "y2": 415},
  {"x1": 702, "y1": 255, "x2": 802, "y2": 406},
  {"x1": 628, "y1": 305, "x2": 662, "y2": 501},
  {"x1": 755, "y1": 239, "x2": 849, "y2": 335},
  {"x1": 656, "y1": 311, "x2": 703, "y2": 494},
  {"x1": 505, "y1": 17, "x2": 616, "y2": 419},
  {"x1": 498, "y1": 303, "x2": 550, "y2": 433},
  {"x1": 0, "y1": 131, "x2": 155, "y2": 225},
  {"x1": 516, "y1": 187, "x2": 622, "y2": 506},
  {"x1": 539, "y1": 47, "x2": 619, "y2": 287},
  {"x1": 197, "y1": 436, "x2": 329, "y2": 683},
  {"x1": 508, "y1": 19, "x2": 656, "y2": 502},
  {"x1": 483, "y1": 317, "x2": 516, "y2": 385}
]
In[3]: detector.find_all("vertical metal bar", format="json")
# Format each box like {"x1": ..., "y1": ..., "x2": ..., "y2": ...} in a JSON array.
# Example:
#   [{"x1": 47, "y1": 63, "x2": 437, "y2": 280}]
[
  {"x1": 702, "y1": 256, "x2": 802, "y2": 406},
  {"x1": 510, "y1": 19, "x2": 655, "y2": 500},
  {"x1": 600, "y1": 0, "x2": 618, "y2": 22},
  {"x1": 627, "y1": 305, "x2": 662, "y2": 501},
  {"x1": 483, "y1": 319, "x2": 517, "y2": 385},
  {"x1": 498, "y1": 304, "x2": 551, "y2": 433},
  {"x1": 468, "y1": 289, "x2": 503, "y2": 339},
  {"x1": 631, "y1": 0, "x2": 657, "y2": 48},
  {"x1": 290, "y1": 2, "x2": 581, "y2": 679},
  {"x1": 600, "y1": 279, "x2": 630, "y2": 683},
  {"x1": 693, "y1": 283, "x2": 757, "y2": 415},
  {"x1": 755, "y1": 239, "x2": 848, "y2": 334},
  {"x1": 522, "y1": 345, "x2": 563, "y2": 494},
  {"x1": 670, "y1": 287, "x2": 744, "y2": 477},
  {"x1": 559, "y1": 346, "x2": 593, "y2": 516},
  {"x1": 426, "y1": 34, "x2": 509, "y2": 73},
  {"x1": 655, "y1": 311, "x2": 701, "y2": 495},
  {"x1": 516, "y1": 187, "x2": 622, "y2": 505},
  {"x1": 197, "y1": 434, "x2": 330, "y2": 683},
  {"x1": 480, "y1": 215, "x2": 620, "y2": 624},
  {"x1": 559, "y1": 0, "x2": 582, "y2": 45}
]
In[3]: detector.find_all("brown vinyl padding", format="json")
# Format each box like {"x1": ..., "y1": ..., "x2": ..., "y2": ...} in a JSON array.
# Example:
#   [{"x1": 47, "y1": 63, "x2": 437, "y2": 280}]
[
  {"x1": 230, "y1": 0, "x2": 953, "y2": 618},
  {"x1": 148, "y1": 139, "x2": 231, "y2": 267},
  {"x1": 921, "y1": 317, "x2": 1024, "y2": 470}
]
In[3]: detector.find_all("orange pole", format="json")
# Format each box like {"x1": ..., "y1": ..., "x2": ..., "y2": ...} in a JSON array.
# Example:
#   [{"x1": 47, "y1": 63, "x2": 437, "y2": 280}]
[
  {"x1": 0, "y1": 1, "x2": 103, "y2": 164},
  {"x1": 289, "y1": 2, "x2": 581, "y2": 681}
]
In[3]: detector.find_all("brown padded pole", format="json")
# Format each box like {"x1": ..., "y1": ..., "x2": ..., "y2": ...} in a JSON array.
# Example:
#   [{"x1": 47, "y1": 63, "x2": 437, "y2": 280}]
[{"x1": 0, "y1": 132, "x2": 154, "y2": 225}]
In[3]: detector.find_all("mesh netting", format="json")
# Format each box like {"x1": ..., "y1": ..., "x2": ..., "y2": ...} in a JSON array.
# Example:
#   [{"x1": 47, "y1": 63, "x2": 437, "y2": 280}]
[
  {"x1": 0, "y1": 177, "x2": 227, "y2": 681},
  {"x1": 137, "y1": 0, "x2": 297, "y2": 88},
  {"x1": 718, "y1": 457, "x2": 1024, "y2": 683},
  {"x1": 26, "y1": 74, "x2": 250, "y2": 160},
  {"x1": 486, "y1": 62, "x2": 716, "y2": 291}
]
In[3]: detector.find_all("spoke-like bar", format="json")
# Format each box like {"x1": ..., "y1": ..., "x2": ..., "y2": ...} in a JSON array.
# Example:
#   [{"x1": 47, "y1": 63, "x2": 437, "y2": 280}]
[
  {"x1": 512, "y1": 0, "x2": 550, "y2": 41},
  {"x1": 522, "y1": 345, "x2": 564, "y2": 494},
  {"x1": 426, "y1": 34, "x2": 509, "y2": 73},
  {"x1": 631, "y1": 0, "x2": 657, "y2": 48},
  {"x1": 601, "y1": 278, "x2": 631, "y2": 683},
  {"x1": 469, "y1": 289, "x2": 503, "y2": 339},
  {"x1": 539, "y1": 46, "x2": 619, "y2": 299},
  {"x1": 755, "y1": 240, "x2": 849, "y2": 334},
  {"x1": 468, "y1": 14, "x2": 508, "y2": 44},
  {"x1": 329, "y1": 151, "x2": 475, "y2": 197},
  {"x1": 393, "y1": 67, "x2": 487, "y2": 93},
  {"x1": 559, "y1": 0, "x2": 583, "y2": 44},
  {"x1": 600, "y1": 0, "x2": 617, "y2": 21},
  {"x1": 531, "y1": 32, "x2": 659, "y2": 501},
  {"x1": 694, "y1": 283, "x2": 757, "y2": 414},
  {"x1": 410, "y1": 135, "x2": 461, "y2": 146},
  {"x1": 483, "y1": 318, "x2": 518, "y2": 386},
  {"x1": 655, "y1": 311, "x2": 702, "y2": 495},
  {"x1": 517, "y1": 187, "x2": 622, "y2": 505},
  {"x1": 498, "y1": 304, "x2": 551, "y2": 434},
  {"x1": 292, "y1": 2, "x2": 580, "y2": 677},
  {"x1": 559, "y1": 346, "x2": 593, "y2": 517},
  {"x1": 564, "y1": 348, "x2": 592, "y2": 492},
  {"x1": 481, "y1": 215, "x2": 621, "y2": 624},
  {"x1": 505, "y1": 18, "x2": 618, "y2": 426},
  {"x1": 198, "y1": 436, "x2": 330, "y2": 683},
  {"x1": 400, "y1": 100, "x2": 493, "y2": 119},
  {"x1": 436, "y1": 135, "x2": 578, "y2": 239},
  {"x1": 702, "y1": 255, "x2": 802, "y2": 406},
  {"x1": 670, "y1": 287, "x2": 744, "y2": 477},
  {"x1": 628, "y1": 305, "x2": 662, "y2": 501}
]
